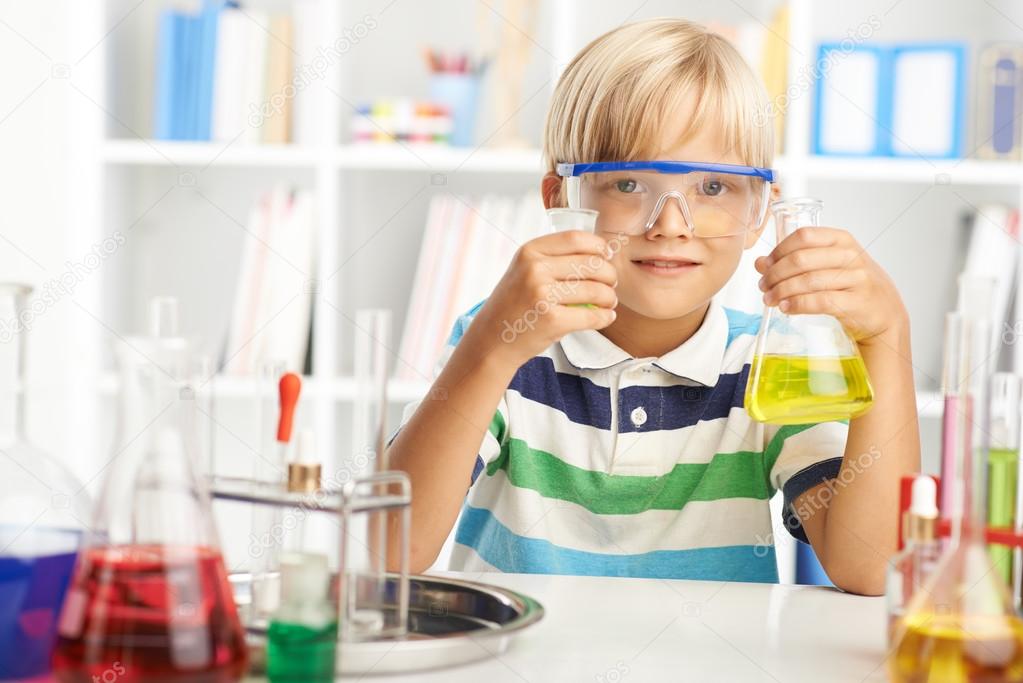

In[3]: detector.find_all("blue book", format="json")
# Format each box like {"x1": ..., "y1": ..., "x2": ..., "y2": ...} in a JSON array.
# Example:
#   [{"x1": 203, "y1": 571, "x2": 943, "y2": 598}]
[
  {"x1": 196, "y1": 1, "x2": 225, "y2": 141},
  {"x1": 173, "y1": 12, "x2": 194, "y2": 139},
  {"x1": 153, "y1": 10, "x2": 178, "y2": 140},
  {"x1": 182, "y1": 12, "x2": 205, "y2": 139}
]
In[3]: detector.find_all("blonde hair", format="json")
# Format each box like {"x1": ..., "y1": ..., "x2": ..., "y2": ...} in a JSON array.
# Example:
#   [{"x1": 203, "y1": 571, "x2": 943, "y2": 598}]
[{"x1": 543, "y1": 18, "x2": 773, "y2": 182}]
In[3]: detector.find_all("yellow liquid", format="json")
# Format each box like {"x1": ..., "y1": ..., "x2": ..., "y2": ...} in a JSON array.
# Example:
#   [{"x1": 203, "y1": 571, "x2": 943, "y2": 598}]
[
  {"x1": 890, "y1": 612, "x2": 1023, "y2": 682},
  {"x1": 744, "y1": 354, "x2": 874, "y2": 424}
]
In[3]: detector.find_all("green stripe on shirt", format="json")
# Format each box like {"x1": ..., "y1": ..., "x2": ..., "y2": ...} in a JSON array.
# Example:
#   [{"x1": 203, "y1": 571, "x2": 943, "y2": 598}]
[{"x1": 486, "y1": 437, "x2": 773, "y2": 514}]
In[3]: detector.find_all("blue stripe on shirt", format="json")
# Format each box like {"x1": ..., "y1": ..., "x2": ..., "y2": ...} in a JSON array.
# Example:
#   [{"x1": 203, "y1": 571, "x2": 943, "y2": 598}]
[
  {"x1": 509, "y1": 356, "x2": 613, "y2": 429},
  {"x1": 455, "y1": 504, "x2": 779, "y2": 582},
  {"x1": 617, "y1": 365, "x2": 749, "y2": 433},
  {"x1": 724, "y1": 307, "x2": 761, "y2": 345},
  {"x1": 510, "y1": 356, "x2": 750, "y2": 433}
]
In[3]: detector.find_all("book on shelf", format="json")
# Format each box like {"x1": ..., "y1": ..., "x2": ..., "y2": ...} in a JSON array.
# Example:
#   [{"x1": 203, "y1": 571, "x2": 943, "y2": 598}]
[
  {"x1": 154, "y1": 0, "x2": 322, "y2": 144},
  {"x1": 396, "y1": 193, "x2": 546, "y2": 382},
  {"x1": 222, "y1": 185, "x2": 316, "y2": 376},
  {"x1": 955, "y1": 204, "x2": 1020, "y2": 367},
  {"x1": 707, "y1": 4, "x2": 789, "y2": 155}
]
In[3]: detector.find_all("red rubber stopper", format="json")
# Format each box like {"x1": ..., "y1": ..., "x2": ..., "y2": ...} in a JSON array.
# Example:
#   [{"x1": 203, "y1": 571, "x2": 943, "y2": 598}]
[{"x1": 277, "y1": 373, "x2": 301, "y2": 443}]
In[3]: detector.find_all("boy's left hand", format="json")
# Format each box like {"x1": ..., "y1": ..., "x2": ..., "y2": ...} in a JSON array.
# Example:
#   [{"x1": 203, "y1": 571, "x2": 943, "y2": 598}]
[{"x1": 754, "y1": 226, "x2": 908, "y2": 346}]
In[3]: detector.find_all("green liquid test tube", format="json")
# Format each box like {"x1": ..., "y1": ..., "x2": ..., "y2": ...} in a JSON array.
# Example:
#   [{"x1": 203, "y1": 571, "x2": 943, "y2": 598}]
[
  {"x1": 988, "y1": 373, "x2": 1021, "y2": 586},
  {"x1": 546, "y1": 208, "x2": 601, "y2": 309}
]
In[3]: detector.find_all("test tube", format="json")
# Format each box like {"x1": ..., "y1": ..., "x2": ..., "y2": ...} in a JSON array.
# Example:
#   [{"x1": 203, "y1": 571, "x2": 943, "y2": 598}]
[
  {"x1": 939, "y1": 312, "x2": 962, "y2": 533},
  {"x1": 988, "y1": 373, "x2": 1020, "y2": 586},
  {"x1": 346, "y1": 309, "x2": 395, "y2": 639},
  {"x1": 546, "y1": 207, "x2": 598, "y2": 233},
  {"x1": 250, "y1": 359, "x2": 287, "y2": 622},
  {"x1": 547, "y1": 209, "x2": 600, "y2": 309},
  {"x1": 351, "y1": 309, "x2": 391, "y2": 472}
]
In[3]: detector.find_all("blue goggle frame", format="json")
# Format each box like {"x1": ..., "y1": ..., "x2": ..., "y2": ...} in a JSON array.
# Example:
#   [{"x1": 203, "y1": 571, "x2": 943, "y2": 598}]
[{"x1": 555, "y1": 160, "x2": 776, "y2": 182}]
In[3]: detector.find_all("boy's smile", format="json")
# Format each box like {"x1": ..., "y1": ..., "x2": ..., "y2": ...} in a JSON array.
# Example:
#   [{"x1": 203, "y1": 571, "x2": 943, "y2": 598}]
[{"x1": 631, "y1": 255, "x2": 703, "y2": 277}]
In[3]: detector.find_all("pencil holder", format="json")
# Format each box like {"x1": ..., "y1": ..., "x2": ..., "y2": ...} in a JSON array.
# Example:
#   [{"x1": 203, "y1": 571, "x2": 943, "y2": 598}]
[{"x1": 429, "y1": 73, "x2": 480, "y2": 147}]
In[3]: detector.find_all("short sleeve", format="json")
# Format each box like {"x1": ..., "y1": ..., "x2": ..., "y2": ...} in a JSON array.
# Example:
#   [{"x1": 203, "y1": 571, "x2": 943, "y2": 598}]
[
  {"x1": 387, "y1": 299, "x2": 508, "y2": 487},
  {"x1": 765, "y1": 420, "x2": 849, "y2": 543}
]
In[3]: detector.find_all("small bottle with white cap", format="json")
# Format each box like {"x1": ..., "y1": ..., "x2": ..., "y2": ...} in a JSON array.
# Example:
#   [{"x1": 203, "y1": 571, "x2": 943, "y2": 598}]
[
  {"x1": 885, "y1": 474, "x2": 942, "y2": 644},
  {"x1": 266, "y1": 551, "x2": 338, "y2": 682}
]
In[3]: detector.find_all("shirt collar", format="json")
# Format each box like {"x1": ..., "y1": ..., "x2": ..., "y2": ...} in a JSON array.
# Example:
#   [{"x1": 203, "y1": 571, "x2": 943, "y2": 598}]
[{"x1": 559, "y1": 301, "x2": 729, "y2": 387}]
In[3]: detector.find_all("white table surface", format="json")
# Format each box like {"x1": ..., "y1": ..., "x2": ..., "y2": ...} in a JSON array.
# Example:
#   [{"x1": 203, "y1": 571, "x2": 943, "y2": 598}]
[{"x1": 315, "y1": 570, "x2": 891, "y2": 683}]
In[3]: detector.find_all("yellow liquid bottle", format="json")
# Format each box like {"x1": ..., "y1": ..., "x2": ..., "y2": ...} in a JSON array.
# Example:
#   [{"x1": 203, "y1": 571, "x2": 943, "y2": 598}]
[
  {"x1": 745, "y1": 198, "x2": 874, "y2": 424},
  {"x1": 744, "y1": 354, "x2": 874, "y2": 424},
  {"x1": 891, "y1": 611, "x2": 1023, "y2": 682}
]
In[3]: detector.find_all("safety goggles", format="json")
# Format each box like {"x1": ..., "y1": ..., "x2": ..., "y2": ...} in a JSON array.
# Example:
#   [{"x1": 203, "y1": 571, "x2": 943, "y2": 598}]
[{"x1": 556, "y1": 161, "x2": 776, "y2": 238}]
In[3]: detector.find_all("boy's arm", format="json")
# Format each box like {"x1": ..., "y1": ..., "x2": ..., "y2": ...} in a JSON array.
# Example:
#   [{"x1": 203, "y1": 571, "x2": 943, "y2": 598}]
[
  {"x1": 755, "y1": 226, "x2": 921, "y2": 595},
  {"x1": 795, "y1": 317, "x2": 919, "y2": 595},
  {"x1": 387, "y1": 326, "x2": 518, "y2": 572},
  {"x1": 388, "y1": 230, "x2": 617, "y2": 572}
]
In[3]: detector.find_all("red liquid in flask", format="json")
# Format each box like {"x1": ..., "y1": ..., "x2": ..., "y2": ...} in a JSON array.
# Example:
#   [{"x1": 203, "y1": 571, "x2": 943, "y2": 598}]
[{"x1": 51, "y1": 545, "x2": 248, "y2": 683}]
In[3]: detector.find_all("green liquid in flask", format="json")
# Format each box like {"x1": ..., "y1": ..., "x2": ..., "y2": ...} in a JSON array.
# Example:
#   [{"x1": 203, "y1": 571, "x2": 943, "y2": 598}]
[{"x1": 744, "y1": 354, "x2": 874, "y2": 424}]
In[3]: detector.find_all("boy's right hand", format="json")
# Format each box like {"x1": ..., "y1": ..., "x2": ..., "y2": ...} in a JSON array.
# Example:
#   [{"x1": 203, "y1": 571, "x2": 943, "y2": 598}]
[{"x1": 472, "y1": 230, "x2": 618, "y2": 368}]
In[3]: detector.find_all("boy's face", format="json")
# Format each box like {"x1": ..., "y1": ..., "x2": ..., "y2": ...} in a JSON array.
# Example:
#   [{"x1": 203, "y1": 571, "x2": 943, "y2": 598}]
[{"x1": 544, "y1": 99, "x2": 767, "y2": 322}]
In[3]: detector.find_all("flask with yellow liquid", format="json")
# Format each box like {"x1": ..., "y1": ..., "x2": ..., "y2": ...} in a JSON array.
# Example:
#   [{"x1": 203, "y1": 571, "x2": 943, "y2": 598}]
[{"x1": 744, "y1": 198, "x2": 874, "y2": 424}]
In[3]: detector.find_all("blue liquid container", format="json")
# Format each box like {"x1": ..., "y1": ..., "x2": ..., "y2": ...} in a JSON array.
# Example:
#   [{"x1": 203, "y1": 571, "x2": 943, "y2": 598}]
[{"x1": 0, "y1": 284, "x2": 88, "y2": 682}]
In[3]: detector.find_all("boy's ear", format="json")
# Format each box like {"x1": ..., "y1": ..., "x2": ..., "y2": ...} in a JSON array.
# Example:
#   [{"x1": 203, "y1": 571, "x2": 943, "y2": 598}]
[
  {"x1": 541, "y1": 173, "x2": 563, "y2": 209},
  {"x1": 745, "y1": 181, "x2": 782, "y2": 249}
]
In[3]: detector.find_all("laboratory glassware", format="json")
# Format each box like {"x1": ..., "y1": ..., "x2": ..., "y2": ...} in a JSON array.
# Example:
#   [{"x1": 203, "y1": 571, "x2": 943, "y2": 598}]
[
  {"x1": 51, "y1": 299, "x2": 247, "y2": 683},
  {"x1": 0, "y1": 283, "x2": 90, "y2": 681},
  {"x1": 886, "y1": 475, "x2": 941, "y2": 645},
  {"x1": 745, "y1": 198, "x2": 874, "y2": 424},
  {"x1": 890, "y1": 315, "x2": 1023, "y2": 682}
]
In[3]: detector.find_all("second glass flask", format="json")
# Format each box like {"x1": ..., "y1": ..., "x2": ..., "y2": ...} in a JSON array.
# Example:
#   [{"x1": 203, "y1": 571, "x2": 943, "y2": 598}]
[
  {"x1": 745, "y1": 198, "x2": 874, "y2": 424},
  {"x1": 51, "y1": 301, "x2": 247, "y2": 683}
]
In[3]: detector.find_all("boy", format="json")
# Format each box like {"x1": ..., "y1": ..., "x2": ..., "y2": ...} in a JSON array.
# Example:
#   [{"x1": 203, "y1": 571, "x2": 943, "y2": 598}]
[{"x1": 389, "y1": 18, "x2": 919, "y2": 595}]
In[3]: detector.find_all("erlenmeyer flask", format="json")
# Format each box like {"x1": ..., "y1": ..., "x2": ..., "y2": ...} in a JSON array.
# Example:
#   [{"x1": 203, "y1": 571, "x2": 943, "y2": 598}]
[
  {"x1": 890, "y1": 314, "x2": 1023, "y2": 682},
  {"x1": 745, "y1": 198, "x2": 874, "y2": 424},
  {"x1": 0, "y1": 284, "x2": 90, "y2": 681},
  {"x1": 51, "y1": 300, "x2": 247, "y2": 683}
]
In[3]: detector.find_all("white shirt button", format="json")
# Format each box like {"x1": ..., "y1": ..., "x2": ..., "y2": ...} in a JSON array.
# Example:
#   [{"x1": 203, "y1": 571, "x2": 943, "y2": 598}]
[{"x1": 630, "y1": 407, "x2": 647, "y2": 427}]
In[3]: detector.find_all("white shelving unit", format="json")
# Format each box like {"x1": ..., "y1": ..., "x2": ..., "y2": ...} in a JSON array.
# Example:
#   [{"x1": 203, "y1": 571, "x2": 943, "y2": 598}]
[{"x1": 69, "y1": 0, "x2": 1023, "y2": 578}]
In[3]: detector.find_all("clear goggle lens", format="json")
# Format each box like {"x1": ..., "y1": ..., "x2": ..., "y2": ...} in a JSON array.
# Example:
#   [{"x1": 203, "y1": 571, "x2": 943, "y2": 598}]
[{"x1": 573, "y1": 170, "x2": 770, "y2": 237}]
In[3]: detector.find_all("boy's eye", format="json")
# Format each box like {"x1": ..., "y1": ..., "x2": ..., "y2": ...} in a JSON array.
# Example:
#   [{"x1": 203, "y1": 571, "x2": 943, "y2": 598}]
[
  {"x1": 615, "y1": 178, "x2": 639, "y2": 193},
  {"x1": 701, "y1": 177, "x2": 726, "y2": 197}
]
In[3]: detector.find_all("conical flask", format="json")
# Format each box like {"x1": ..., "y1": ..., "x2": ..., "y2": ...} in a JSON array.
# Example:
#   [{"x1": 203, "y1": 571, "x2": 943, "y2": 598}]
[
  {"x1": 889, "y1": 313, "x2": 1023, "y2": 682},
  {"x1": 51, "y1": 299, "x2": 247, "y2": 683},
  {"x1": 0, "y1": 284, "x2": 90, "y2": 680},
  {"x1": 744, "y1": 198, "x2": 874, "y2": 424}
]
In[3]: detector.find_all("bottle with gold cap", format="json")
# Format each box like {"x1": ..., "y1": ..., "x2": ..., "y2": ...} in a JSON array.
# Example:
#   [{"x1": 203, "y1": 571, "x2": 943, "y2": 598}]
[
  {"x1": 885, "y1": 475, "x2": 941, "y2": 645},
  {"x1": 285, "y1": 430, "x2": 322, "y2": 554}
]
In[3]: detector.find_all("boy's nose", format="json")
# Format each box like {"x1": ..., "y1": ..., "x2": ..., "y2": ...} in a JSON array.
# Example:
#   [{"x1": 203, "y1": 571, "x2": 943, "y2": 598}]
[{"x1": 644, "y1": 191, "x2": 693, "y2": 239}]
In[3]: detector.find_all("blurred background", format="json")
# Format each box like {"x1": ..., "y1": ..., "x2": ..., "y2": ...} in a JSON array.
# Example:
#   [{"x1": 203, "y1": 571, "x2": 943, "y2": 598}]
[{"x1": 3, "y1": 0, "x2": 1023, "y2": 581}]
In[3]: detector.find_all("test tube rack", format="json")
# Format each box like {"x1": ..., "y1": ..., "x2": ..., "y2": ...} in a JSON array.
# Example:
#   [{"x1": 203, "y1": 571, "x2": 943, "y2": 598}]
[{"x1": 208, "y1": 470, "x2": 412, "y2": 641}]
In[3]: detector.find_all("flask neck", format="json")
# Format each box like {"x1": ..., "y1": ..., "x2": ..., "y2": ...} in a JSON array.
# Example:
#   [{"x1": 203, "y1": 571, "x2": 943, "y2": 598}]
[{"x1": 0, "y1": 286, "x2": 31, "y2": 447}]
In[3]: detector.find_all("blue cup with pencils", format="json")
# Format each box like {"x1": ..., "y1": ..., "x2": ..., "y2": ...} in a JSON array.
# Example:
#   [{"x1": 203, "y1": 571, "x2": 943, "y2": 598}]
[{"x1": 424, "y1": 49, "x2": 488, "y2": 147}]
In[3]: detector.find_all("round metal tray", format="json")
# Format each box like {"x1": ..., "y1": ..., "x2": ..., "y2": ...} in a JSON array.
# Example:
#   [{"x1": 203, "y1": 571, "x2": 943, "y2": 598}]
[{"x1": 232, "y1": 572, "x2": 544, "y2": 675}]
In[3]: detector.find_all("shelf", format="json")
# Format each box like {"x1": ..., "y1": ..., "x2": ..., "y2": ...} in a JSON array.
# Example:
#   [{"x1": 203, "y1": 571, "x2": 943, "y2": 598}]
[
  {"x1": 101, "y1": 140, "x2": 1023, "y2": 186},
  {"x1": 792, "y1": 156, "x2": 1023, "y2": 186},
  {"x1": 99, "y1": 139, "x2": 543, "y2": 173},
  {"x1": 98, "y1": 372, "x2": 431, "y2": 404},
  {"x1": 101, "y1": 139, "x2": 324, "y2": 167},
  {"x1": 335, "y1": 144, "x2": 543, "y2": 173}
]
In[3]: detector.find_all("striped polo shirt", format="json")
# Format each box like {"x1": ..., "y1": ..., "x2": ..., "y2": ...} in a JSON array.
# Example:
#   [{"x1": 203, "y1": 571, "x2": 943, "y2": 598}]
[{"x1": 399, "y1": 300, "x2": 849, "y2": 583}]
